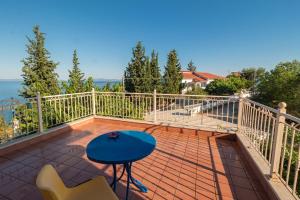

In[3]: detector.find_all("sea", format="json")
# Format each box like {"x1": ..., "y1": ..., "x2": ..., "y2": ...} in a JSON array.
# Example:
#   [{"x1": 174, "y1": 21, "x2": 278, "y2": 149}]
[{"x1": 0, "y1": 80, "x2": 120, "y2": 100}]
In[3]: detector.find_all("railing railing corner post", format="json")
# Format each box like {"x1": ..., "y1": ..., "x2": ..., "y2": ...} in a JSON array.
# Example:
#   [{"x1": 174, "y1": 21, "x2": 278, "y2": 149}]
[
  {"x1": 153, "y1": 89, "x2": 157, "y2": 123},
  {"x1": 270, "y1": 102, "x2": 287, "y2": 179},
  {"x1": 36, "y1": 92, "x2": 44, "y2": 133},
  {"x1": 92, "y1": 88, "x2": 96, "y2": 116},
  {"x1": 237, "y1": 93, "x2": 244, "y2": 132}
]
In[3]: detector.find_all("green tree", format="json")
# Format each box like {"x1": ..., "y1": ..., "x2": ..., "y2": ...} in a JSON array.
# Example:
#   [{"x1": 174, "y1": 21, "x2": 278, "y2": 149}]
[
  {"x1": 84, "y1": 77, "x2": 99, "y2": 91},
  {"x1": 111, "y1": 83, "x2": 123, "y2": 92},
  {"x1": 149, "y1": 50, "x2": 162, "y2": 92},
  {"x1": 254, "y1": 60, "x2": 300, "y2": 117},
  {"x1": 187, "y1": 60, "x2": 196, "y2": 72},
  {"x1": 141, "y1": 57, "x2": 152, "y2": 93},
  {"x1": 186, "y1": 85, "x2": 207, "y2": 95},
  {"x1": 205, "y1": 77, "x2": 248, "y2": 95},
  {"x1": 124, "y1": 41, "x2": 147, "y2": 93},
  {"x1": 102, "y1": 82, "x2": 111, "y2": 92},
  {"x1": 63, "y1": 50, "x2": 85, "y2": 93},
  {"x1": 240, "y1": 67, "x2": 266, "y2": 91},
  {"x1": 163, "y1": 50, "x2": 183, "y2": 94},
  {"x1": 20, "y1": 26, "x2": 60, "y2": 98}
]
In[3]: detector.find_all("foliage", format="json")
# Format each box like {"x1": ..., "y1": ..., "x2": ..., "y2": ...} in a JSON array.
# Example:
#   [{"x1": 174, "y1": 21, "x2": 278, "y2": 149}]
[
  {"x1": 163, "y1": 50, "x2": 183, "y2": 94},
  {"x1": 20, "y1": 26, "x2": 61, "y2": 98},
  {"x1": 254, "y1": 60, "x2": 300, "y2": 117},
  {"x1": 205, "y1": 77, "x2": 248, "y2": 95},
  {"x1": 142, "y1": 57, "x2": 152, "y2": 92},
  {"x1": 96, "y1": 94, "x2": 148, "y2": 120},
  {"x1": 124, "y1": 42, "x2": 163, "y2": 93},
  {"x1": 124, "y1": 41, "x2": 148, "y2": 93},
  {"x1": 100, "y1": 82, "x2": 123, "y2": 92},
  {"x1": 62, "y1": 50, "x2": 100, "y2": 93},
  {"x1": 187, "y1": 60, "x2": 196, "y2": 72},
  {"x1": 149, "y1": 50, "x2": 162, "y2": 92},
  {"x1": 240, "y1": 67, "x2": 266, "y2": 90},
  {"x1": 63, "y1": 50, "x2": 85, "y2": 93},
  {"x1": 0, "y1": 116, "x2": 11, "y2": 143},
  {"x1": 14, "y1": 103, "x2": 38, "y2": 134},
  {"x1": 84, "y1": 77, "x2": 100, "y2": 92},
  {"x1": 101, "y1": 82, "x2": 111, "y2": 92},
  {"x1": 186, "y1": 85, "x2": 207, "y2": 95},
  {"x1": 111, "y1": 83, "x2": 124, "y2": 92}
]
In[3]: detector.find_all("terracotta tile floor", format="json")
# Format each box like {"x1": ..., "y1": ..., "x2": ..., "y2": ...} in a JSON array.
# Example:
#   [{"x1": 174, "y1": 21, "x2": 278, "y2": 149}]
[{"x1": 0, "y1": 119, "x2": 268, "y2": 200}]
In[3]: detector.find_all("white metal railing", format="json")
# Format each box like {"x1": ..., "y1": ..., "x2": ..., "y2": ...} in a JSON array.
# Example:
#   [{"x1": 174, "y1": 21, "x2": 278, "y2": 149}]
[
  {"x1": 155, "y1": 93, "x2": 238, "y2": 129},
  {"x1": 41, "y1": 91, "x2": 93, "y2": 129},
  {"x1": 93, "y1": 91, "x2": 239, "y2": 129},
  {"x1": 239, "y1": 98, "x2": 278, "y2": 164},
  {"x1": 0, "y1": 90, "x2": 240, "y2": 144},
  {"x1": 239, "y1": 98, "x2": 300, "y2": 198},
  {"x1": 95, "y1": 92, "x2": 153, "y2": 120},
  {"x1": 0, "y1": 98, "x2": 38, "y2": 144}
]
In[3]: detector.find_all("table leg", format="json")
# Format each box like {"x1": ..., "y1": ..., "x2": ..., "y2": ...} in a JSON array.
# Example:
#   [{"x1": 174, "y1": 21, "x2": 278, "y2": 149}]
[
  {"x1": 110, "y1": 164, "x2": 126, "y2": 190},
  {"x1": 111, "y1": 164, "x2": 117, "y2": 191},
  {"x1": 125, "y1": 163, "x2": 130, "y2": 200},
  {"x1": 126, "y1": 162, "x2": 148, "y2": 193},
  {"x1": 111, "y1": 162, "x2": 148, "y2": 200},
  {"x1": 129, "y1": 162, "x2": 148, "y2": 192}
]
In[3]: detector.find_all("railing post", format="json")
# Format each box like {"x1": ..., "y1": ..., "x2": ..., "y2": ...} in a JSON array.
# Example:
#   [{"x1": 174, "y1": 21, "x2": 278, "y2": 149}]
[
  {"x1": 153, "y1": 89, "x2": 157, "y2": 123},
  {"x1": 36, "y1": 92, "x2": 43, "y2": 133},
  {"x1": 237, "y1": 93, "x2": 244, "y2": 132},
  {"x1": 92, "y1": 88, "x2": 96, "y2": 116},
  {"x1": 270, "y1": 102, "x2": 287, "y2": 179}
]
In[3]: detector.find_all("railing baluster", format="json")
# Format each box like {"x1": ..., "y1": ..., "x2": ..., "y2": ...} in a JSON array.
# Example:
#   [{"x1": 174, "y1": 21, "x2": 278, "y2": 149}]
[{"x1": 293, "y1": 145, "x2": 300, "y2": 195}]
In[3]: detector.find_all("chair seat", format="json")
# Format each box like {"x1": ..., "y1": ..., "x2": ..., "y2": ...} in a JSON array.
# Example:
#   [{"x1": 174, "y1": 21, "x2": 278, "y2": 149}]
[
  {"x1": 67, "y1": 176, "x2": 118, "y2": 200},
  {"x1": 36, "y1": 164, "x2": 118, "y2": 200}
]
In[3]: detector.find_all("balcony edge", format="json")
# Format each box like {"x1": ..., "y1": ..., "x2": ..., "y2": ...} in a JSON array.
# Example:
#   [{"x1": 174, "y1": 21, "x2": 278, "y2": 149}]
[
  {"x1": 0, "y1": 116, "x2": 94, "y2": 156},
  {"x1": 236, "y1": 133, "x2": 298, "y2": 200}
]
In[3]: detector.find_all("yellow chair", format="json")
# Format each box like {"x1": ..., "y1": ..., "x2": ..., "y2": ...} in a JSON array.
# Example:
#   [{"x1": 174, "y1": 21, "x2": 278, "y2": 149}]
[{"x1": 36, "y1": 164, "x2": 119, "y2": 200}]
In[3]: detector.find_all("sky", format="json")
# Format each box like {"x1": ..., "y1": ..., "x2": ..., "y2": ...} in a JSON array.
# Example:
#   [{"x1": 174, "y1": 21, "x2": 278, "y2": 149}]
[{"x1": 1, "y1": 0, "x2": 300, "y2": 80}]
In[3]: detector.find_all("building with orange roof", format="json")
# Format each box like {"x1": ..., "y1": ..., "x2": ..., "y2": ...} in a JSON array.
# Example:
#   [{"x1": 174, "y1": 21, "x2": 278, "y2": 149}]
[{"x1": 181, "y1": 71, "x2": 224, "y2": 93}]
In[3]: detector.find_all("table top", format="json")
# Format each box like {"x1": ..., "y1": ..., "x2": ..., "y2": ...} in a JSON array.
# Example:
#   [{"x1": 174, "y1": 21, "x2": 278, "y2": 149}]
[{"x1": 86, "y1": 130, "x2": 156, "y2": 164}]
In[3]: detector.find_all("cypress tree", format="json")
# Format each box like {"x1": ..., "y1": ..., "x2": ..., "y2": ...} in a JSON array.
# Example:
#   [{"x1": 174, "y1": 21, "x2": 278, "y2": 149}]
[
  {"x1": 143, "y1": 57, "x2": 152, "y2": 92},
  {"x1": 149, "y1": 50, "x2": 162, "y2": 92},
  {"x1": 20, "y1": 26, "x2": 60, "y2": 98},
  {"x1": 163, "y1": 50, "x2": 183, "y2": 94},
  {"x1": 187, "y1": 60, "x2": 196, "y2": 72},
  {"x1": 124, "y1": 41, "x2": 147, "y2": 92},
  {"x1": 64, "y1": 50, "x2": 85, "y2": 93}
]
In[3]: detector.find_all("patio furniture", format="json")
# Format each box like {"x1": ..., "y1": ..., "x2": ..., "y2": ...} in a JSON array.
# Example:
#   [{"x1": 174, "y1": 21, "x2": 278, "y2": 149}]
[
  {"x1": 86, "y1": 130, "x2": 156, "y2": 200},
  {"x1": 36, "y1": 164, "x2": 118, "y2": 200}
]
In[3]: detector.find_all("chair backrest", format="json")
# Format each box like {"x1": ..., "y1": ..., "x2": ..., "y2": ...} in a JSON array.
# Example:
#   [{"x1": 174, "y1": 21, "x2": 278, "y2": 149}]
[{"x1": 36, "y1": 164, "x2": 69, "y2": 200}]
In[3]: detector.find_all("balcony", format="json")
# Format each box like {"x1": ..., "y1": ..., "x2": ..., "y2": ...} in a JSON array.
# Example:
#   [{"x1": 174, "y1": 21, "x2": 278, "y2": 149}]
[{"x1": 0, "y1": 91, "x2": 299, "y2": 200}]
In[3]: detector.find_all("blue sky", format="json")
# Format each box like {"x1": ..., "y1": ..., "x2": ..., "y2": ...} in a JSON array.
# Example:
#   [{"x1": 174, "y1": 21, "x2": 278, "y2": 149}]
[{"x1": 1, "y1": 0, "x2": 300, "y2": 80}]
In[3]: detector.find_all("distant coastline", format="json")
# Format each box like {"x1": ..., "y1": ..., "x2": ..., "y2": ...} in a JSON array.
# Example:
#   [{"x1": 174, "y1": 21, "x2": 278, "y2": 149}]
[
  {"x1": 0, "y1": 78, "x2": 121, "y2": 81},
  {"x1": 0, "y1": 79, "x2": 121, "y2": 100}
]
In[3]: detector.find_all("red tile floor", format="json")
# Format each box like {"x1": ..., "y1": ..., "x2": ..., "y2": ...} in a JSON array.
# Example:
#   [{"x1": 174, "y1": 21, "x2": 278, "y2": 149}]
[{"x1": 0, "y1": 119, "x2": 268, "y2": 200}]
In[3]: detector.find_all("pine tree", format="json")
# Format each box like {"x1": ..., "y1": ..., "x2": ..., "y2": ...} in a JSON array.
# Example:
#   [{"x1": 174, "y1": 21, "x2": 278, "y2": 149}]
[
  {"x1": 84, "y1": 76, "x2": 99, "y2": 91},
  {"x1": 187, "y1": 60, "x2": 196, "y2": 72},
  {"x1": 124, "y1": 41, "x2": 147, "y2": 92},
  {"x1": 64, "y1": 50, "x2": 85, "y2": 93},
  {"x1": 102, "y1": 82, "x2": 111, "y2": 92},
  {"x1": 143, "y1": 57, "x2": 152, "y2": 92},
  {"x1": 20, "y1": 26, "x2": 60, "y2": 98},
  {"x1": 149, "y1": 50, "x2": 162, "y2": 92},
  {"x1": 163, "y1": 50, "x2": 183, "y2": 94}
]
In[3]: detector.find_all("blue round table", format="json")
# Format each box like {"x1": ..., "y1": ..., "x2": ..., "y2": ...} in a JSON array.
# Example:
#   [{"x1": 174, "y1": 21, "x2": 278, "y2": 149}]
[{"x1": 86, "y1": 130, "x2": 156, "y2": 200}]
